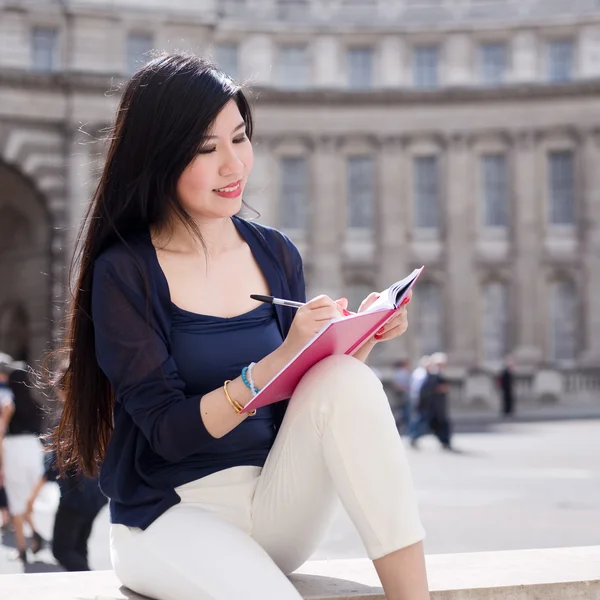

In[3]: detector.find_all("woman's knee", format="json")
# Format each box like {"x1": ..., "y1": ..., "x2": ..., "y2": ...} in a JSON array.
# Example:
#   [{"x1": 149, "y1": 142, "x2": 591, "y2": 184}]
[{"x1": 295, "y1": 354, "x2": 387, "y2": 412}]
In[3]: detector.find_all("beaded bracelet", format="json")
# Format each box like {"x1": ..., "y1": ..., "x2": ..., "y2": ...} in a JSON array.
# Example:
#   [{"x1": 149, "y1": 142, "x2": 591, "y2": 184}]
[{"x1": 241, "y1": 363, "x2": 261, "y2": 396}]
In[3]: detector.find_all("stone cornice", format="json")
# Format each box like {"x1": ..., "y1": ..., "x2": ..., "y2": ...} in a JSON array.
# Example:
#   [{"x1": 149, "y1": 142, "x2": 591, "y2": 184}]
[{"x1": 2, "y1": 68, "x2": 600, "y2": 105}]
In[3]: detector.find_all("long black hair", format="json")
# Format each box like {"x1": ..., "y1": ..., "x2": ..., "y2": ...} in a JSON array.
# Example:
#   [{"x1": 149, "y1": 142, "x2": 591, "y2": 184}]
[{"x1": 52, "y1": 53, "x2": 254, "y2": 476}]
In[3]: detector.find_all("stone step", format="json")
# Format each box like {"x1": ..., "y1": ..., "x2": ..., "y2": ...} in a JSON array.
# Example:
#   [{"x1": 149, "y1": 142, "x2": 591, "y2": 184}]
[{"x1": 1, "y1": 546, "x2": 599, "y2": 600}]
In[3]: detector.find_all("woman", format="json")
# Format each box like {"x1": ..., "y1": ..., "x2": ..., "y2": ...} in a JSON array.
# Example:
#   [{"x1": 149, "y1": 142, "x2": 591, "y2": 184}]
[{"x1": 52, "y1": 53, "x2": 429, "y2": 599}]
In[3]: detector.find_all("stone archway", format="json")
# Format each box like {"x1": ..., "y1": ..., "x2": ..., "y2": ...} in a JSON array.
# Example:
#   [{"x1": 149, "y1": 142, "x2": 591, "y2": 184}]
[
  {"x1": 0, "y1": 162, "x2": 52, "y2": 363},
  {"x1": 0, "y1": 124, "x2": 68, "y2": 365}
]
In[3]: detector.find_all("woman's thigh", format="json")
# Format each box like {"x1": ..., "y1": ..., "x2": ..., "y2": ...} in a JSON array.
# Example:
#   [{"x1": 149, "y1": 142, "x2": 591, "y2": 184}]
[
  {"x1": 111, "y1": 503, "x2": 302, "y2": 600},
  {"x1": 250, "y1": 355, "x2": 383, "y2": 574}
]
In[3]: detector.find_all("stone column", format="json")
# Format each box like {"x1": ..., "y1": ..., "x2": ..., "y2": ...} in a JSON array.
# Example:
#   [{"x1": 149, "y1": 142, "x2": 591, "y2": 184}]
[
  {"x1": 310, "y1": 136, "x2": 343, "y2": 299},
  {"x1": 246, "y1": 137, "x2": 276, "y2": 226},
  {"x1": 512, "y1": 131, "x2": 543, "y2": 366},
  {"x1": 580, "y1": 130, "x2": 600, "y2": 366},
  {"x1": 314, "y1": 36, "x2": 342, "y2": 88},
  {"x1": 445, "y1": 134, "x2": 478, "y2": 367},
  {"x1": 444, "y1": 33, "x2": 471, "y2": 87},
  {"x1": 66, "y1": 129, "x2": 95, "y2": 266},
  {"x1": 240, "y1": 35, "x2": 273, "y2": 86},
  {"x1": 378, "y1": 136, "x2": 410, "y2": 361},
  {"x1": 511, "y1": 30, "x2": 537, "y2": 84},
  {"x1": 378, "y1": 37, "x2": 404, "y2": 88}
]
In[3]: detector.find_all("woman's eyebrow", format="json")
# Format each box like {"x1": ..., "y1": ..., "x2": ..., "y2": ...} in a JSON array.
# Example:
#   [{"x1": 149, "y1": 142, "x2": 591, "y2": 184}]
[{"x1": 203, "y1": 122, "x2": 246, "y2": 140}]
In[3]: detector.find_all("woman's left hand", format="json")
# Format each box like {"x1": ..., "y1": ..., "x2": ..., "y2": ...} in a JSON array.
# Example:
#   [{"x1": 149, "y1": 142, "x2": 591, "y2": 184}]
[{"x1": 359, "y1": 289, "x2": 412, "y2": 343}]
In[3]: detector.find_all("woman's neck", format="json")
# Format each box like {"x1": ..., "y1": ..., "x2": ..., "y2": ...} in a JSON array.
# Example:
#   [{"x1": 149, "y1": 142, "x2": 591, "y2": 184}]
[{"x1": 152, "y1": 214, "x2": 241, "y2": 257}]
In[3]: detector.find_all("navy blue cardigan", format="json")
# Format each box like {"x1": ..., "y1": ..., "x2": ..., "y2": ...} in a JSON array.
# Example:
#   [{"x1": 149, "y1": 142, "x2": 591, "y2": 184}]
[{"x1": 91, "y1": 216, "x2": 306, "y2": 529}]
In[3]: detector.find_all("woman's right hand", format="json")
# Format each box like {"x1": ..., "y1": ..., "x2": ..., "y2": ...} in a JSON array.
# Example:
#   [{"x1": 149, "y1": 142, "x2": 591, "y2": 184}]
[{"x1": 279, "y1": 295, "x2": 346, "y2": 360}]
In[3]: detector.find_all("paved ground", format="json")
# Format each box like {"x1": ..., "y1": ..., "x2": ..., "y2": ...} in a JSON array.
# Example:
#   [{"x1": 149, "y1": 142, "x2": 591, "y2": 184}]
[{"x1": 1, "y1": 417, "x2": 599, "y2": 573}]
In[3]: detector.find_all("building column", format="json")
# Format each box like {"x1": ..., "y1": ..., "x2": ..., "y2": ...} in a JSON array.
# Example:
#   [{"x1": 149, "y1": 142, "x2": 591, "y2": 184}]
[
  {"x1": 580, "y1": 130, "x2": 600, "y2": 366},
  {"x1": 512, "y1": 131, "x2": 543, "y2": 366},
  {"x1": 246, "y1": 137, "x2": 276, "y2": 227},
  {"x1": 309, "y1": 136, "x2": 343, "y2": 299},
  {"x1": 66, "y1": 128, "x2": 99, "y2": 261},
  {"x1": 445, "y1": 134, "x2": 478, "y2": 367},
  {"x1": 378, "y1": 136, "x2": 409, "y2": 361}
]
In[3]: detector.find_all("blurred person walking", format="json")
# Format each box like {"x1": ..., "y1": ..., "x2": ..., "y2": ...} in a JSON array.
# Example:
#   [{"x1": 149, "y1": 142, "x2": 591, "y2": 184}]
[
  {"x1": 498, "y1": 356, "x2": 516, "y2": 418},
  {"x1": 390, "y1": 360, "x2": 412, "y2": 434},
  {"x1": 28, "y1": 375, "x2": 107, "y2": 572},
  {"x1": 27, "y1": 454, "x2": 107, "y2": 571},
  {"x1": 407, "y1": 356, "x2": 430, "y2": 437},
  {"x1": 410, "y1": 353, "x2": 453, "y2": 451},
  {"x1": 0, "y1": 355, "x2": 14, "y2": 533},
  {"x1": 1, "y1": 361, "x2": 45, "y2": 563}
]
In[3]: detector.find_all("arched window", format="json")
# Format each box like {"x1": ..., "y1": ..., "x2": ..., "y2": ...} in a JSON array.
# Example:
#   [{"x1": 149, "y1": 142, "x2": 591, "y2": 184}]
[
  {"x1": 482, "y1": 281, "x2": 509, "y2": 362},
  {"x1": 416, "y1": 281, "x2": 443, "y2": 356},
  {"x1": 549, "y1": 280, "x2": 577, "y2": 362}
]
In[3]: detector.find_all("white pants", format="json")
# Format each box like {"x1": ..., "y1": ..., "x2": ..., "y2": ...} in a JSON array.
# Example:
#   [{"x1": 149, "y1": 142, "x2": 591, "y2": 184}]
[
  {"x1": 2, "y1": 434, "x2": 44, "y2": 515},
  {"x1": 110, "y1": 355, "x2": 425, "y2": 600}
]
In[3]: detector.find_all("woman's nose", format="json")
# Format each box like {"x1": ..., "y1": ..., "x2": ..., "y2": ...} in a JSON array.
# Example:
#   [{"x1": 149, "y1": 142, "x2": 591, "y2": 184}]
[{"x1": 219, "y1": 145, "x2": 244, "y2": 177}]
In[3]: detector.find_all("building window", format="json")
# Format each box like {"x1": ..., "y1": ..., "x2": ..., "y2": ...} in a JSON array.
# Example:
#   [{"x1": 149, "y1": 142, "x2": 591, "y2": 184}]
[
  {"x1": 414, "y1": 155, "x2": 439, "y2": 229},
  {"x1": 347, "y1": 156, "x2": 374, "y2": 229},
  {"x1": 548, "y1": 40, "x2": 573, "y2": 83},
  {"x1": 279, "y1": 156, "x2": 309, "y2": 231},
  {"x1": 550, "y1": 280, "x2": 577, "y2": 361},
  {"x1": 278, "y1": 45, "x2": 310, "y2": 89},
  {"x1": 416, "y1": 282, "x2": 443, "y2": 356},
  {"x1": 347, "y1": 47, "x2": 374, "y2": 89},
  {"x1": 548, "y1": 150, "x2": 575, "y2": 225},
  {"x1": 31, "y1": 27, "x2": 58, "y2": 73},
  {"x1": 480, "y1": 42, "x2": 507, "y2": 85},
  {"x1": 413, "y1": 45, "x2": 439, "y2": 89},
  {"x1": 126, "y1": 33, "x2": 154, "y2": 76},
  {"x1": 215, "y1": 43, "x2": 239, "y2": 80},
  {"x1": 482, "y1": 282, "x2": 509, "y2": 362},
  {"x1": 482, "y1": 154, "x2": 508, "y2": 227}
]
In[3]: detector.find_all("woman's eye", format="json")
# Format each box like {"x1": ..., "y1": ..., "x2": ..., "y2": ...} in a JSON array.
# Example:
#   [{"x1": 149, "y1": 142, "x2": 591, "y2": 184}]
[
  {"x1": 197, "y1": 147, "x2": 216, "y2": 154},
  {"x1": 233, "y1": 135, "x2": 248, "y2": 144}
]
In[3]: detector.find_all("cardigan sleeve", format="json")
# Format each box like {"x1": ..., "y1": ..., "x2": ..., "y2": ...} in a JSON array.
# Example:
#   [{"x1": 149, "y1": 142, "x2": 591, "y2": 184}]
[{"x1": 92, "y1": 254, "x2": 215, "y2": 462}]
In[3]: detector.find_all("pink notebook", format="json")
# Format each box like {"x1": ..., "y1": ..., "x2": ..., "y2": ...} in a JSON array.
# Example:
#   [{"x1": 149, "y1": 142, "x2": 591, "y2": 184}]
[{"x1": 241, "y1": 266, "x2": 424, "y2": 413}]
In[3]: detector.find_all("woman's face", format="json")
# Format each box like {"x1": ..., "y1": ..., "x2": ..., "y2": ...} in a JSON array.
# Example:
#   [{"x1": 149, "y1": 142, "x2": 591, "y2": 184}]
[{"x1": 176, "y1": 99, "x2": 253, "y2": 221}]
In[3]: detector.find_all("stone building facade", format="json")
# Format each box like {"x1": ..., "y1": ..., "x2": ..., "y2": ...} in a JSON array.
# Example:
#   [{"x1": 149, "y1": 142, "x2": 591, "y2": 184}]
[{"x1": 1, "y1": 0, "x2": 600, "y2": 395}]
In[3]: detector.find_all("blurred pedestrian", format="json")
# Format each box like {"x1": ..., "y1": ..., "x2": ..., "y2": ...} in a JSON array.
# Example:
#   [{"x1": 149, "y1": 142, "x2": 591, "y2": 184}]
[
  {"x1": 1, "y1": 363, "x2": 45, "y2": 563},
  {"x1": 390, "y1": 360, "x2": 411, "y2": 434},
  {"x1": 0, "y1": 355, "x2": 14, "y2": 533},
  {"x1": 407, "y1": 355, "x2": 431, "y2": 437},
  {"x1": 26, "y1": 376, "x2": 107, "y2": 571},
  {"x1": 27, "y1": 453, "x2": 107, "y2": 571},
  {"x1": 498, "y1": 355, "x2": 516, "y2": 418},
  {"x1": 410, "y1": 353, "x2": 453, "y2": 451}
]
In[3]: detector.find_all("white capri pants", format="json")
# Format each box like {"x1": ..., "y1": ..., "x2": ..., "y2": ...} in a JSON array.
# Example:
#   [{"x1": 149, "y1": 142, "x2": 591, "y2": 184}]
[
  {"x1": 110, "y1": 355, "x2": 425, "y2": 600},
  {"x1": 2, "y1": 434, "x2": 44, "y2": 515}
]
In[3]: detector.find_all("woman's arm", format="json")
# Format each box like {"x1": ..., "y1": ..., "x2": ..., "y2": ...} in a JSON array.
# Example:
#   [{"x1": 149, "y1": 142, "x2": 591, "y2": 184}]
[{"x1": 92, "y1": 256, "x2": 342, "y2": 461}]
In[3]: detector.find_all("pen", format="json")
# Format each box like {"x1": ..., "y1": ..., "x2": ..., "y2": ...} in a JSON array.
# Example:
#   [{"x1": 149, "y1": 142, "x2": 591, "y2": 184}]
[
  {"x1": 250, "y1": 294, "x2": 305, "y2": 309},
  {"x1": 251, "y1": 294, "x2": 353, "y2": 316}
]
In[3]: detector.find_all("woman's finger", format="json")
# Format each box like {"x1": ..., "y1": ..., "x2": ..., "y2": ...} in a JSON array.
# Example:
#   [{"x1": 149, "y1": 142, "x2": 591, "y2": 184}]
[
  {"x1": 309, "y1": 306, "x2": 344, "y2": 322},
  {"x1": 358, "y1": 292, "x2": 380, "y2": 313},
  {"x1": 374, "y1": 318, "x2": 408, "y2": 341}
]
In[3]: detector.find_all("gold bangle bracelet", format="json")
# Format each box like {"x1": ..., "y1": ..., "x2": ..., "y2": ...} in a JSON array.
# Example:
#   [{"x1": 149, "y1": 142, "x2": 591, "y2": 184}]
[{"x1": 223, "y1": 380, "x2": 256, "y2": 417}]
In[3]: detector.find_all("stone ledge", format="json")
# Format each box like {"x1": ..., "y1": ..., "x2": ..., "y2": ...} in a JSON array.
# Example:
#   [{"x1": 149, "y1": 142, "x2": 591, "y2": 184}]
[{"x1": 1, "y1": 546, "x2": 599, "y2": 600}]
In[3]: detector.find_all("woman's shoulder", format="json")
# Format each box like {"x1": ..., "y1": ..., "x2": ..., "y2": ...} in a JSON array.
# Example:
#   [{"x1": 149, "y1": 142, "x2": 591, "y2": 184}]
[
  {"x1": 235, "y1": 217, "x2": 301, "y2": 261},
  {"x1": 93, "y1": 229, "x2": 157, "y2": 290},
  {"x1": 94, "y1": 230, "x2": 153, "y2": 270}
]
